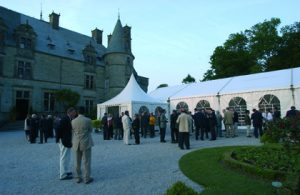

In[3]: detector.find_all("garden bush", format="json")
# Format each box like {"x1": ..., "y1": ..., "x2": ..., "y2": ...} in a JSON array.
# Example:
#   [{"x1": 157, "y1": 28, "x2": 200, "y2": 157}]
[
  {"x1": 92, "y1": 119, "x2": 101, "y2": 133},
  {"x1": 262, "y1": 115, "x2": 300, "y2": 150},
  {"x1": 226, "y1": 145, "x2": 300, "y2": 193},
  {"x1": 165, "y1": 181, "x2": 200, "y2": 195}
]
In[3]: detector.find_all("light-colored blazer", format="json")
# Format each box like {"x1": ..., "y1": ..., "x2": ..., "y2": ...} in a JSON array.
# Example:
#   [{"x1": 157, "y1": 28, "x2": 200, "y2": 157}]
[
  {"x1": 72, "y1": 114, "x2": 94, "y2": 151},
  {"x1": 176, "y1": 113, "x2": 191, "y2": 133},
  {"x1": 122, "y1": 115, "x2": 131, "y2": 131},
  {"x1": 224, "y1": 111, "x2": 234, "y2": 125}
]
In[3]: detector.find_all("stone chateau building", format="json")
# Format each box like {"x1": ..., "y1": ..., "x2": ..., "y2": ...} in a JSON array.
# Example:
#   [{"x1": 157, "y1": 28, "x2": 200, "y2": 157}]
[{"x1": 0, "y1": 6, "x2": 148, "y2": 124}]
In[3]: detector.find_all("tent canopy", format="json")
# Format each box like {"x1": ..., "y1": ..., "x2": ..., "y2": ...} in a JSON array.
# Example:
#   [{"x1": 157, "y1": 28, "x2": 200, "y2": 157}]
[
  {"x1": 100, "y1": 74, "x2": 165, "y2": 106},
  {"x1": 149, "y1": 67, "x2": 300, "y2": 101}
]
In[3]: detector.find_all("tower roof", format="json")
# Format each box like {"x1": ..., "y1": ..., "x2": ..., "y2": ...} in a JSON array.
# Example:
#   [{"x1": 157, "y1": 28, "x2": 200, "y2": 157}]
[{"x1": 107, "y1": 19, "x2": 126, "y2": 53}]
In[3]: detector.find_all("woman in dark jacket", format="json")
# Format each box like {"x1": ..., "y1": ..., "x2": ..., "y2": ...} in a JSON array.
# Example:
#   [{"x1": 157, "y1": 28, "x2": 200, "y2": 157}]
[{"x1": 132, "y1": 114, "x2": 140, "y2": 145}]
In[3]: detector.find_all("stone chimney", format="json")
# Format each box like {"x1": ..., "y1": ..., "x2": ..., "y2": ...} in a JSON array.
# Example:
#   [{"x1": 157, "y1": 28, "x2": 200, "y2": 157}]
[
  {"x1": 107, "y1": 34, "x2": 112, "y2": 46},
  {"x1": 49, "y1": 12, "x2": 60, "y2": 29},
  {"x1": 91, "y1": 28, "x2": 103, "y2": 45}
]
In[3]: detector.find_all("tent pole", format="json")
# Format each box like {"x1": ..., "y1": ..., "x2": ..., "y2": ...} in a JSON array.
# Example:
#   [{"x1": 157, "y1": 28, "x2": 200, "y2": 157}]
[
  {"x1": 290, "y1": 68, "x2": 295, "y2": 106},
  {"x1": 216, "y1": 93, "x2": 221, "y2": 112}
]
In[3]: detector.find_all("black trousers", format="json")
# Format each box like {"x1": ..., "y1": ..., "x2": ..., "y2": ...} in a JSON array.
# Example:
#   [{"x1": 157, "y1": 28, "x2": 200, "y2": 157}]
[
  {"x1": 39, "y1": 129, "x2": 47, "y2": 143},
  {"x1": 200, "y1": 127, "x2": 209, "y2": 140},
  {"x1": 195, "y1": 127, "x2": 200, "y2": 140},
  {"x1": 171, "y1": 127, "x2": 179, "y2": 142},
  {"x1": 103, "y1": 127, "x2": 109, "y2": 140},
  {"x1": 149, "y1": 125, "x2": 155, "y2": 137},
  {"x1": 160, "y1": 127, "x2": 166, "y2": 142},
  {"x1": 134, "y1": 128, "x2": 140, "y2": 144},
  {"x1": 141, "y1": 126, "x2": 148, "y2": 137},
  {"x1": 254, "y1": 125, "x2": 263, "y2": 138},
  {"x1": 179, "y1": 132, "x2": 190, "y2": 149}
]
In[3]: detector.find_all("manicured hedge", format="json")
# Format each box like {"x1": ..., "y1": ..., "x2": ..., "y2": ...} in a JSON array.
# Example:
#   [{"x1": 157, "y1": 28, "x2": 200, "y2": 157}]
[{"x1": 165, "y1": 181, "x2": 200, "y2": 195}]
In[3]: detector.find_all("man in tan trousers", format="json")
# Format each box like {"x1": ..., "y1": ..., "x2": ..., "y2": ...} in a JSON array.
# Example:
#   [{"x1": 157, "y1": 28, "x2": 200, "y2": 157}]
[
  {"x1": 224, "y1": 107, "x2": 234, "y2": 138},
  {"x1": 71, "y1": 106, "x2": 94, "y2": 184}
]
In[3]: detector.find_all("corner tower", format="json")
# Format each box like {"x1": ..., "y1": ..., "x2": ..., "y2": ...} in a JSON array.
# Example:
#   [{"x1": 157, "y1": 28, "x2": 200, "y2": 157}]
[{"x1": 104, "y1": 18, "x2": 134, "y2": 99}]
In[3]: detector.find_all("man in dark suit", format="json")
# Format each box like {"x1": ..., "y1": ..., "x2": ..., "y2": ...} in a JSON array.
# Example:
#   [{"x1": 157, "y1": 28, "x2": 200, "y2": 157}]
[
  {"x1": 72, "y1": 106, "x2": 94, "y2": 184},
  {"x1": 251, "y1": 109, "x2": 263, "y2": 138},
  {"x1": 170, "y1": 110, "x2": 179, "y2": 143},
  {"x1": 193, "y1": 108, "x2": 202, "y2": 140},
  {"x1": 56, "y1": 107, "x2": 76, "y2": 180},
  {"x1": 286, "y1": 106, "x2": 299, "y2": 118},
  {"x1": 101, "y1": 113, "x2": 109, "y2": 140}
]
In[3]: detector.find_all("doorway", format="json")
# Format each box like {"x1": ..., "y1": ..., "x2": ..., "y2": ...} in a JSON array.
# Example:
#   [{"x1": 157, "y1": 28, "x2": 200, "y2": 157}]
[
  {"x1": 16, "y1": 99, "x2": 29, "y2": 120},
  {"x1": 15, "y1": 90, "x2": 30, "y2": 120},
  {"x1": 108, "y1": 106, "x2": 119, "y2": 118}
]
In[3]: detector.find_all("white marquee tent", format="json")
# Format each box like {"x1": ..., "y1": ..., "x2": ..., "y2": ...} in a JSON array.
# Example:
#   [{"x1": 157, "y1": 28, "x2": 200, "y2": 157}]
[
  {"x1": 97, "y1": 74, "x2": 167, "y2": 119},
  {"x1": 149, "y1": 67, "x2": 300, "y2": 123}
]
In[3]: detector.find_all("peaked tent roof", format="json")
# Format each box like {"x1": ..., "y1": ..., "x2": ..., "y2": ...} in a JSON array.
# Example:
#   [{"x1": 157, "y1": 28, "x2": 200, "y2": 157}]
[{"x1": 99, "y1": 74, "x2": 165, "y2": 106}]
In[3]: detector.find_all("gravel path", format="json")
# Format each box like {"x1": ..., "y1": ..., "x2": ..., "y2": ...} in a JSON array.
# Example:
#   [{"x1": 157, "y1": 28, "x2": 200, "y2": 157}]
[{"x1": 0, "y1": 129, "x2": 261, "y2": 195}]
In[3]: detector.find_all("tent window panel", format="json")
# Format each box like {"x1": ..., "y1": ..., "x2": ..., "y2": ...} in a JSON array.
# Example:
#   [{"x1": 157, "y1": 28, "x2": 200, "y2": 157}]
[
  {"x1": 229, "y1": 97, "x2": 247, "y2": 126},
  {"x1": 139, "y1": 106, "x2": 149, "y2": 115},
  {"x1": 196, "y1": 100, "x2": 210, "y2": 109},
  {"x1": 176, "y1": 102, "x2": 189, "y2": 112},
  {"x1": 258, "y1": 94, "x2": 281, "y2": 113}
]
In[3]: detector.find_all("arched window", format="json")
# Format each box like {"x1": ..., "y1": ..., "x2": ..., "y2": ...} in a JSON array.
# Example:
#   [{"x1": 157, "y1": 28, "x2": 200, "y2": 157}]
[
  {"x1": 196, "y1": 100, "x2": 210, "y2": 109},
  {"x1": 229, "y1": 97, "x2": 247, "y2": 125},
  {"x1": 176, "y1": 101, "x2": 189, "y2": 112},
  {"x1": 154, "y1": 106, "x2": 163, "y2": 117},
  {"x1": 258, "y1": 94, "x2": 280, "y2": 113},
  {"x1": 139, "y1": 106, "x2": 149, "y2": 115}
]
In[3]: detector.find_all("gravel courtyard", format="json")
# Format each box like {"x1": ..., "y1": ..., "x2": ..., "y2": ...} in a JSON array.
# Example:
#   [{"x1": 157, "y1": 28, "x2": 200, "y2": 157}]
[{"x1": 0, "y1": 129, "x2": 260, "y2": 195}]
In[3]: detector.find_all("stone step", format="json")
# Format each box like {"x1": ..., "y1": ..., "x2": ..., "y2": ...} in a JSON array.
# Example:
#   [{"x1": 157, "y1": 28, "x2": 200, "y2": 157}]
[{"x1": 0, "y1": 120, "x2": 24, "y2": 131}]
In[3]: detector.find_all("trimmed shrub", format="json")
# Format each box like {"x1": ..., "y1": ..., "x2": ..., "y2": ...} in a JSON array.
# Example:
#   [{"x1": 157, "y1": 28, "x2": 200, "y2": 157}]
[
  {"x1": 165, "y1": 181, "x2": 200, "y2": 195},
  {"x1": 92, "y1": 120, "x2": 101, "y2": 133}
]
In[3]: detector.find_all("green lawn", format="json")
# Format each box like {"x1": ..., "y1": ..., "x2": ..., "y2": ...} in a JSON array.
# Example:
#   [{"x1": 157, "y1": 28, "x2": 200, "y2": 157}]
[{"x1": 179, "y1": 146, "x2": 276, "y2": 195}]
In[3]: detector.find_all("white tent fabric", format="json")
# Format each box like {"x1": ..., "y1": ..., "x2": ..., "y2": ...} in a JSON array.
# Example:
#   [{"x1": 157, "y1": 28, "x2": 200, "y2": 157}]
[
  {"x1": 97, "y1": 74, "x2": 167, "y2": 118},
  {"x1": 149, "y1": 67, "x2": 300, "y2": 115}
]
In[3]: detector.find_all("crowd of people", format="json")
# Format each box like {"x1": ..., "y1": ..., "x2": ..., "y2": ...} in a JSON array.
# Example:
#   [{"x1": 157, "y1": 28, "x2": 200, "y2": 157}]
[
  {"x1": 23, "y1": 105, "x2": 299, "y2": 182},
  {"x1": 24, "y1": 107, "x2": 94, "y2": 184},
  {"x1": 24, "y1": 114, "x2": 54, "y2": 144},
  {"x1": 99, "y1": 105, "x2": 299, "y2": 150}
]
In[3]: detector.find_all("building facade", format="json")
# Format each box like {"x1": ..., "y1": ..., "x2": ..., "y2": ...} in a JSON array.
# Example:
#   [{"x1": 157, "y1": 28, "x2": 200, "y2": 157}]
[{"x1": 0, "y1": 6, "x2": 148, "y2": 123}]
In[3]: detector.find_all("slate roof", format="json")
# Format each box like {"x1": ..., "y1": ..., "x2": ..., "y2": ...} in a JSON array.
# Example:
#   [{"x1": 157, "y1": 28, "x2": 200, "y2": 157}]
[
  {"x1": 0, "y1": 6, "x2": 111, "y2": 65},
  {"x1": 107, "y1": 19, "x2": 125, "y2": 53}
]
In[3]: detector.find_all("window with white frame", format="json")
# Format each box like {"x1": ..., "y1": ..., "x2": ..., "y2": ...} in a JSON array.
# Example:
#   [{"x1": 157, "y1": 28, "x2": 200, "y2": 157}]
[
  {"x1": 17, "y1": 61, "x2": 31, "y2": 79},
  {"x1": 85, "y1": 74, "x2": 94, "y2": 89},
  {"x1": 85, "y1": 99, "x2": 94, "y2": 115},
  {"x1": 44, "y1": 92, "x2": 55, "y2": 112}
]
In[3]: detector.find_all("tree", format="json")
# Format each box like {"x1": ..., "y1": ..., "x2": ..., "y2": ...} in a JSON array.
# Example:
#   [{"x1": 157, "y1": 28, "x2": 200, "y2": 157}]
[
  {"x1": 182, "y1": 74, "x2": 196, "y2": 84},
  {"x1": 55, "y1": 89, "x2": 80, "y2": 110},
  {"x1": 268, "y1": 22, "x2": 300, "y2": 70},
  {"x1": 157, "y1": 83, "x2": 168, "y2": 89},
  {"x1": 246, "y1": 18, "x2": 281, "y2": 71},
  {"x1": 203, "y1": 18, "x2": 300, "y2": 81},
  {"x1": 203, "y1": 33, "x2": 256, "y2": 80}
]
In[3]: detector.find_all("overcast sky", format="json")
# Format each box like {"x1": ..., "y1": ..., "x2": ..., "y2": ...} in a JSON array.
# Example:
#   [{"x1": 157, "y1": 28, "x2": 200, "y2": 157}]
[{"x1": 1, "y1": 0, "x2": 299, "y2": 91}]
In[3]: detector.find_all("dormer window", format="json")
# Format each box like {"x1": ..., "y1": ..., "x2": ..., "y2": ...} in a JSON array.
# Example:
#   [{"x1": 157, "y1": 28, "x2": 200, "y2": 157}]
[
  {"x1": 68, "y1": 48, "x2": 75, "y2": 54},
  {"x1": 20, "y1": 37, "x2": 32, "y2": 49},
  {"x1": 82, "y1": 43, "x2": 96, "y2": 65},
  {"x1": 47, "y1": 43, "x2": 55, "y2": 49},
  {"x1": 86, "y1": 55, "x2": 95, "y2": 64}
]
